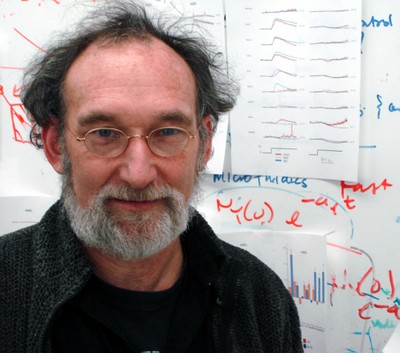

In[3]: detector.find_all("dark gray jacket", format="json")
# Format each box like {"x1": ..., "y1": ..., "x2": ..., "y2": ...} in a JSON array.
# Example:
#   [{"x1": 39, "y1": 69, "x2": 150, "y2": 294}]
[{"x1": 0, "y1": 201, "x2": 303, "y2": 353}]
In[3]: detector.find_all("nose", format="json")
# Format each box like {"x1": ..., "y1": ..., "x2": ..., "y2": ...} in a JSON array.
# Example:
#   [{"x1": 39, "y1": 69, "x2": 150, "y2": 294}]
[{"x1": 116, "y1": 136, "x2": 158, "y2": 190}]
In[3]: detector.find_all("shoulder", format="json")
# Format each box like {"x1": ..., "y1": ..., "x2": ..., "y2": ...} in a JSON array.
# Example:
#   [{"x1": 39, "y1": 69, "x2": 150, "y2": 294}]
[
  {"x1": 204, "y1": 231, "x2": 302, "y2": 350},
  {"x1": 0, "y1": 225, "x2": 38, "y2": 330},
  {"x1": 0, "y1": 201, "x2": 64, "y2": 277},
  {"x1": 0, "y1": 199, "x2": 91, "y2": 304},
  {"x1": 0, "y1": 225, "x2": 37, "y2": 264},
  {"x1": 0, "y1": 201, "x2": 60, "y2": 252},
  {"x1": 218, "y1": 236, "x2": 288, "y2": 294},
  {"x1": 189, "y1": 211, "x2": 289, "y2": 295},
  {"x1": 213, "y1": 236, "x2": 302, "y2": 351}
]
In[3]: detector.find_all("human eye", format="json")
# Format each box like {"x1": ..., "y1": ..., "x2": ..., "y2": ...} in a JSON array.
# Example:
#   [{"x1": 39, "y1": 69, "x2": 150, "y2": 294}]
[
  {"x1": 149, "y1": 127, "x2": 190, "y2": 156},
  {"x1": 89, "y1": 128, "x2": 123, "y2": 143},
  {"x1": 152, "y1": 127, "x2": 185, "y2": 138}
]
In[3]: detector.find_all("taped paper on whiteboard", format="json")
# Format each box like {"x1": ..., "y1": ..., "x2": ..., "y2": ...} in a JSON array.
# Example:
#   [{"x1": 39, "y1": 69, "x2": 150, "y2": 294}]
[{"x1": 382, "y1": 323, "x2": 400, "y2": 353}]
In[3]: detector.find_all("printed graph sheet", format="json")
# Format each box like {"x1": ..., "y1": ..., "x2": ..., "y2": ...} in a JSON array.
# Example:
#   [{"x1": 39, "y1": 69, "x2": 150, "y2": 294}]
[
  {"x1": 218, "y1": 231, "x2": 327, "y2": 352},
  {"x1": 226, "y1": 0, "x2": 361, "y2": 181}
]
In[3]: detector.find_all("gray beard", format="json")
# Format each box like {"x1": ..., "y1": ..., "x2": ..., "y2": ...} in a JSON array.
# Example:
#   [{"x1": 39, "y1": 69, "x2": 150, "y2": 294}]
[{"x1": 62, "y1": 179, "x2": 195, "y2": 261}]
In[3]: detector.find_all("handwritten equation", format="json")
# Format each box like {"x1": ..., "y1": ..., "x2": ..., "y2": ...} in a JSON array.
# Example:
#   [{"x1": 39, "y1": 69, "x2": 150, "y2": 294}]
[
  {"x1": 214, "y1": 173, "x2": 392, "y2": 231},
  {"x1": 330, "y1": 266, "x2": 399, "y2": 321}
]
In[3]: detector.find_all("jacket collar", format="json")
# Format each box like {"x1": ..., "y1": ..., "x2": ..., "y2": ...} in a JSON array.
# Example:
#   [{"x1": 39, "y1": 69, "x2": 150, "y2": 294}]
[
  {"x1": 181, "y1": 209, "x2": 227, "y2": 285},
  {"x1": 28, "y1": 201, "x2": 92, "y2": 352}
]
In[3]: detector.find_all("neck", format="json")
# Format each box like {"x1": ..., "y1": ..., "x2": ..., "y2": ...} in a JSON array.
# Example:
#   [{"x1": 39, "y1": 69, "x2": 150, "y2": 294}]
[{"x1": 84, "y1": 238, "x2": 184, "y2": 292}]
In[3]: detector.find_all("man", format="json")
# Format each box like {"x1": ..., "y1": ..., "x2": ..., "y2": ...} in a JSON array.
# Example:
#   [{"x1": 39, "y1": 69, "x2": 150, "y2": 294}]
[{"x1": 0, "y1": 2, "x2": 303, "y2": 352}]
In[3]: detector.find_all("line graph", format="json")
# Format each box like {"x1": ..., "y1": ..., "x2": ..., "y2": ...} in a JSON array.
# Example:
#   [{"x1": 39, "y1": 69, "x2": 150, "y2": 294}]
[
  {"x1": 263, "y1": 134, "x2": 301, "y2": 141},
  {"x1": 310, "y1": 56, "x2": 349, "y2": 62},
  {"x1": 262, "y1": 83, "x2": 300, "y2": 93},
  {"x1": 260, "y1": 118, "x2": 305, "y2": 142},
  {"x1": 309, "y1": 74, "x2": 349, "y2": 79},
  {"x1": 310, "y1": 9, "x2": 351, "y2": 14},
  {"x1": 261, "y1": 69, "x2": 298, "y2": 78},
  {"x1": 309, "y1": 138, "x2": 349, "y2": 144},
  {"x1": 309, "y1": 106, "x2": 350, "y2": 110},
  {"x1": 261, "y1": 147, "x2": 298, "y2": 155},
  {"x1": 309, "y1": 118, "x2": 350, "y2": 128},
  {"x1": 262, "y1": 105, "x2": 299, "y2": 109},
  {"x1": 309, "y1": 40, "x2": 350, "y2": 45},
  {"x1": 309, "y1": 25, "x2": 350, "y2": 30},
  {"x1": 309, "y1": 149, "x2": 343, "y2": 156},
  {"x1": 260, "y1": 52, "x2": 298, "y2": 62},
  {"x1": 261, "y1": 36, "x2": 301, "y2": 47},
  {"x1": 262, "y1": 118, "x2": 297, "y2": 125},
  {"x1": 310, "y1": 90, "x2": 349, "y2": 94},
  {"x1": 259, "y1": 18, "x2": 297, "y2": 30},
  {"x1": 262, "y1": 9, "x2": 298, "y2": 14}
]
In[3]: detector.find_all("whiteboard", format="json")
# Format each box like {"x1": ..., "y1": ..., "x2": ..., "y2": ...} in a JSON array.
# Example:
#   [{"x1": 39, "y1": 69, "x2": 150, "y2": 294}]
[{"x1": 1, "y1": 1, "x2": 399, "y2": 352}]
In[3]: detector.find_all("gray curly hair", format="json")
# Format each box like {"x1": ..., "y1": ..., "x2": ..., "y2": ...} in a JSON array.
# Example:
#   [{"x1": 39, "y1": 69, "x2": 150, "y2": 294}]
[{"x1": 21, "y1": 0, "x2": 238, "y2": 154}]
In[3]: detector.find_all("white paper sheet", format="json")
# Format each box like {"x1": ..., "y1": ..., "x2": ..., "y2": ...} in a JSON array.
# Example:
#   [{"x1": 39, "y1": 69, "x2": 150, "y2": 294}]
[
  {"x1": 205, "y1": 114, "x2": 229, "y2": 174},
  {"x1": 0, "y1": 195, "x2": 57, "y2": 235},
  {"x1": 382, "y1": 322, "x2": 400, "y2": 353},
  {"x1": 226, "y1": 0, "x2": 361, "y2": 181}
]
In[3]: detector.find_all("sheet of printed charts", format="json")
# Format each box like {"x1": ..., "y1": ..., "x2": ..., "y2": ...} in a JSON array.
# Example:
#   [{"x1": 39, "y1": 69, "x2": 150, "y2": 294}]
[
  {"x1": 218, "y1": 231, "x2": 327, "y2": 352},
  {"x1": 226, "y1": 0, "x2": 361, "y2": 181}
]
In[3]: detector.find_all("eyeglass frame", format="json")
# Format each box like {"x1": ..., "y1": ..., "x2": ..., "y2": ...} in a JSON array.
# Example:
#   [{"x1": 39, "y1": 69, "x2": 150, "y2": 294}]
[{"x1": 66, "y1": 125, "x2": 198, "y2": 158}]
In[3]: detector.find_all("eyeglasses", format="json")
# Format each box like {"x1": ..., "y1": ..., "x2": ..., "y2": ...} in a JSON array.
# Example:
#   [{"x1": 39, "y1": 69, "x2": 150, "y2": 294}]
[{"x1": 68, "y1": 126, "x2": 197, "y2": 158}]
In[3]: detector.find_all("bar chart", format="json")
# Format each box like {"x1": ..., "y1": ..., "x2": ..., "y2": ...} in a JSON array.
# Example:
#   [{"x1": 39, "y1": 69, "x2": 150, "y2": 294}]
[{"x1": 287, "y1": 249, "x2": 326, "y2": 304}]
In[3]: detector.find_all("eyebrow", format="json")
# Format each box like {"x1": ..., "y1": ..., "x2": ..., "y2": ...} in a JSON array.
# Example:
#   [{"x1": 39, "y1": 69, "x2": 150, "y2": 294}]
[
  {"x1": 157, "y1": 111, "x2": 195, "y2": 127},
  {"x1": 76, "y1": 113, "x2": 116, "y2": 127}
]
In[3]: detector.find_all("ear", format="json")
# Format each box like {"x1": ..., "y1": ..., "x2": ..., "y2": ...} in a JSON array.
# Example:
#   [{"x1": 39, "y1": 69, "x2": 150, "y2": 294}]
[
  {"x1": 41, "y1": 121, "x2": 63, "y2": 174},
  {"x1": 199, "y1": 115, "x2": 213, "y2": 170}
]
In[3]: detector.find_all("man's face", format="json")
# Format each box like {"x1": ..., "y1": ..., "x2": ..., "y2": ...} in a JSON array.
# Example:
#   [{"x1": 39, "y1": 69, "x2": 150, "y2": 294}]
[{"x1": 45, "y1": 37, "x2": 212, "y2": 259}]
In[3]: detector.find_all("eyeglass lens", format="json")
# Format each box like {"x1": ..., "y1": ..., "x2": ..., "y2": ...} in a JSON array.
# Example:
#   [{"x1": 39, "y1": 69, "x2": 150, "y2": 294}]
[{"x1": 84, "y1": 127, "x2": 193, "y2": 157}]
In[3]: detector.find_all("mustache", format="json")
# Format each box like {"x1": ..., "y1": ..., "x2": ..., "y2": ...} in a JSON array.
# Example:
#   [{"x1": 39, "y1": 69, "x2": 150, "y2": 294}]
[{"x1": 95, "y1": 184, "x2": 184, "y2": 204}]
